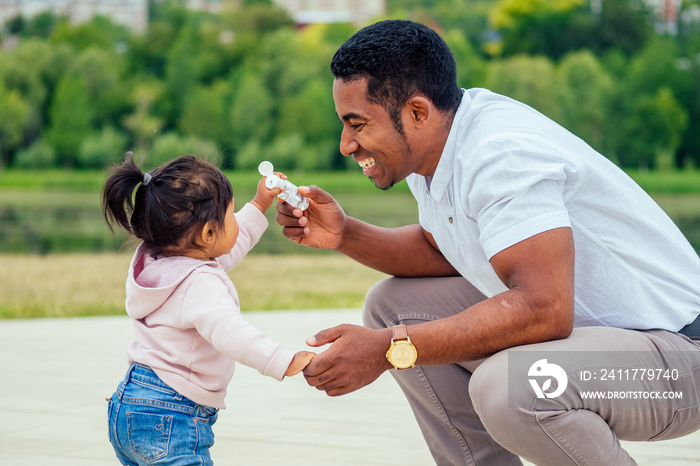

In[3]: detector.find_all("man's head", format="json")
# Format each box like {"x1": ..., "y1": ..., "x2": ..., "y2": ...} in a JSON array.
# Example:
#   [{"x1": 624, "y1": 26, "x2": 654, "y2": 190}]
[{"x1": 331, "y1": 20, "x2": 462, "y2": 134}]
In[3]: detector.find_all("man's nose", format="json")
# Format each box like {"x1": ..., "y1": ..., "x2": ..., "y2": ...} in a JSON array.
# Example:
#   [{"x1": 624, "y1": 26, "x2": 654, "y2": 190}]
[{"x1": 339, "y1": 129, "x2": 359, "y2": 157}]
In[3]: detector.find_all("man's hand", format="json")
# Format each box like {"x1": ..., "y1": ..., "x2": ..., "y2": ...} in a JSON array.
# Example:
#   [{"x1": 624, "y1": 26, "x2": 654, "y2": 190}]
[
  {"x1": 275, "y1": 185, "x2": 347, "y2": 250},
  {"x1": 303, "y1": 324, "x2": 393, "y2": 396}
]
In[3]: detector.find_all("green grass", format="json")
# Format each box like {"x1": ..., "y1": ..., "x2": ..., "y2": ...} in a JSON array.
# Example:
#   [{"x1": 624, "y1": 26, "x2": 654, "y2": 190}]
[
  {"x1": 2, "y1": 168, "x2": 698, "y2": 193},
  {"x1": 0, "y1": 168, "x2": 412, "y2": 194},
  {"x1": 0, "y1": 253, "x2": 387, "y2": 319},
  {"x1": 625, "y1": 170, "x2": 700, "y2": 194}
]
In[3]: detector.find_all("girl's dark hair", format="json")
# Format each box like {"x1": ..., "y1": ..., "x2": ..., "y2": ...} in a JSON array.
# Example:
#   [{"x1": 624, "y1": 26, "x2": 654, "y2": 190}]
[
  {"x1": 330, "y1": 20, "x2": 462, "y2": 134},
  {"x1": 102, "y1": 152, "x2": 233, "y2": 257}
]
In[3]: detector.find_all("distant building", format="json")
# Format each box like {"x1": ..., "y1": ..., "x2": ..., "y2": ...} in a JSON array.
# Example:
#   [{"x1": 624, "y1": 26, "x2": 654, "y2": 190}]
[
  {"x1": 643, "y1": 0, "x2": 682, "y2": 35},
  {"x1": 182, "y1": 0, "x2": 225, "y2": 13},
  {"x1": 273, "y1": 0, "x2": 386, "y2": 26},
  {"x1": 0, "y1": 0, "x2": 148, "y2": 34}
]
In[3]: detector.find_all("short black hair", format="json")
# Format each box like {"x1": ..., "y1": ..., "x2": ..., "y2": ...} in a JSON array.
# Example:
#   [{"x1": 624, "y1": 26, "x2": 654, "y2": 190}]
[{"x1": 331, "y1": 20, "x2": 462, "y2": 131}]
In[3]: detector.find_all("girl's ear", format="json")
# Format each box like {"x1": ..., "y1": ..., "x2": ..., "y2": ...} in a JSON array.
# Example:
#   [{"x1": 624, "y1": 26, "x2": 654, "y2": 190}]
[{"x1": 199, "y1": 222, "x2": 216, "y2": 246}]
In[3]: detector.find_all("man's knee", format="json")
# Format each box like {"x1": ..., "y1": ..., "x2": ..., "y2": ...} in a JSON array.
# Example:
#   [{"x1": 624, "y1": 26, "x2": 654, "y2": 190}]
[
  {"x1": 469, "y1": 351, "x2": 537, "y2": 439},
  {"x1": 362, "y1": 277, "x2": 403, "y2": 329},
  {"x1": 469, "y1": 352, "x2": 510, "y2": 422},
  {"x1": 363, "y1": 276, "x2": 486, "y2": 329}
]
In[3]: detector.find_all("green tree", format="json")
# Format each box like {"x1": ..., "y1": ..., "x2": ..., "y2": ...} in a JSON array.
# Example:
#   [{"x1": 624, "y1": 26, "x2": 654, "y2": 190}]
[
  {"x1": 46, "y1": 76, "x2": 94, "y2": 167},
  {"x1": 228, "y1": 67, "x2": 275, "y2": 168},
  {"x1": 489, "y1": 0, "x2": 653, "y2": 59},
  {"x1": 555, "y1": 50, "x2": 614, "y2": 153},
  {"x1": 620, "y1": 87, "x2": 688, "y2": 170},
  {"x1": 489, "y1": 0, "x2": 586, "y2": 59},
  {"x1": 618, "y1": 37, "x2": 692, "y2": 167},
  {"x1": 589, "y1": 0, "x2": 653, "y2": 57},
  {"x1": 49, "y1": 15, "x2": 129, "y2": 51},
  {"x1": 444, "y1": 29, "x2": 488, "y2": 88},
  {"x1": 148, "y1": 132, "x2": 221, "y2": 169},
  {"x1": 77, "y1": 126, "x2": 129, "y2": 169},
  {"x1": 123, "y1": 81, "x2": 165, "y2": 153},
  {"x1": 676, "y1": 58, "x2": 700, "y2": 168},
  {"x1": 486, "y1": 55, "x2": 561, "y2": 122},
  {"x1": 23, "y1": 11, "x2": 58, "y2": 38},
  {"x1": 277, "y1": 77, "x2": 338, "y2": 170},
  {"x1": 164, "y1": 25, "x2": 202, "y2": 125},
  {"x1": 14, "y1": 139, "x2": 56, "y2": 169},
  {"x1": 225, "y1": 2, "x2": 294, "y2": 36},
  {"x1": 0, "y1": 82, "x2": 30, "y2": 168},
  {"x1": 179, "y1": 81, "x2": 230, "y2": 156},
  {"x1": 0, "y1": 40, "x2": 49, "y2": 145},
  {"x1": 67, "y1": 47, "x2": 128, "y2": 127}
]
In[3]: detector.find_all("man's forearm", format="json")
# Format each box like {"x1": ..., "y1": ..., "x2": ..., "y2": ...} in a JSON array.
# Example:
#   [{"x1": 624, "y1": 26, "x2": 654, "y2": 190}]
[
  {"x1": 336, "y1": 218, "x2": 458, "y2": 277},
  {"x1": 407, "y1": 288, "x2": 574, "y2": 366}
]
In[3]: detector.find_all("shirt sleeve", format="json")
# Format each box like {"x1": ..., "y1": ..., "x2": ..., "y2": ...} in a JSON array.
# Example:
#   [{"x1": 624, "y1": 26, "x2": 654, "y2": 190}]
[
  {"x1": 181, "y1": 272, "x2": 294, "y2": 380},
  {"x1": 217, "y1": 202, "x2": 269, "y2": 272},
  {"x1": 465, "y1": 141, "x2": 572, "y2": 259}
]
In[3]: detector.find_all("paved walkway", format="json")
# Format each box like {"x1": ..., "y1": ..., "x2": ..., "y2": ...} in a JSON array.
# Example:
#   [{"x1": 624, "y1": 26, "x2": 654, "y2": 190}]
[{"x1": 1, "y1": 310, "x2": 699, "y2": 465}]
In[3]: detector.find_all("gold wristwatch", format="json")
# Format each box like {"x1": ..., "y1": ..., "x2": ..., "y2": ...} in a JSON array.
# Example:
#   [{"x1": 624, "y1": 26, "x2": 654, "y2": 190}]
[{"x1": 386, "y1": 324, "x2": 418, "y2": 370}]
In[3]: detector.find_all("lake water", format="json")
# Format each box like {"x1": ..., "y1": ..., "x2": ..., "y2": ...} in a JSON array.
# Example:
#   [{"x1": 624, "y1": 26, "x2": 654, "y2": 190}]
[{"x1": 1, "y1": 191, "x2": 698, "y2": 255}]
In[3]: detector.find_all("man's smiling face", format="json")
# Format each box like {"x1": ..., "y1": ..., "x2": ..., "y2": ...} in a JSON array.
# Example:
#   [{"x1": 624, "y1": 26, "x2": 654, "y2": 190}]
[{"x1": 333, "y1": 77, "x2": 416, "y2": 190}]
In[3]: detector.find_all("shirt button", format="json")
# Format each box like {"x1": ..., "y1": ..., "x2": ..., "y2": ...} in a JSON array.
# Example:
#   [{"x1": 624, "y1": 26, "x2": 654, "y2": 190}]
[{"x1": 449, "y1": 217, "x2": 453, "y2": 224}]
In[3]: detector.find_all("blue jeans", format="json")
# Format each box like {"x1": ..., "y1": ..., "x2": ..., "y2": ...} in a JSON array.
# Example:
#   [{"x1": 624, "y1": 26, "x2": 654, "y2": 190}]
[{"x1": 107, "y1": 363, "x2": 219, "y2": 465}]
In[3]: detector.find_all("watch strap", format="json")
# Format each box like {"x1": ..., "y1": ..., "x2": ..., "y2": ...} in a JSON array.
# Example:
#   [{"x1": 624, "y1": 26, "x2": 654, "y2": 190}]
[{"x1": 392, "y1": 324, "x2": 409, "y2": 341}]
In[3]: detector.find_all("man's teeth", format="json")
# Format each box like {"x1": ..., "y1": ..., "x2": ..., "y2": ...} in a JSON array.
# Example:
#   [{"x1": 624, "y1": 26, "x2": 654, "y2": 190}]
[{"x1": 359, "y1": 158, "x2": 376, "y2": 169}]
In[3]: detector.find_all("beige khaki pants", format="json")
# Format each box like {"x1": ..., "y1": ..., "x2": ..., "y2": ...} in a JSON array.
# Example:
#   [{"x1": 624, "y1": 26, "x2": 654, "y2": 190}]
[{"x1": 363, "y1": 276, "x2": 700, "y2": 466}]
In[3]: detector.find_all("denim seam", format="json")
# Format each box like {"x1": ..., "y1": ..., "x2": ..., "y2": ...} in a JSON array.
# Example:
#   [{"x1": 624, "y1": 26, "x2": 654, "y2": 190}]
[
  {"x1": 129, "y1": 377, "x2": 178, "y2": 395},
  {"x1": 122, "y1": 396, "x2": 197, "y2": 415}
]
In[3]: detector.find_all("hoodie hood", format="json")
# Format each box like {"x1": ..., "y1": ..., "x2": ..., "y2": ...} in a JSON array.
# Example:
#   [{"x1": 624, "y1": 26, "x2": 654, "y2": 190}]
[{"x1": 125, "y1": 243, "x2": 219, "y2": 319}]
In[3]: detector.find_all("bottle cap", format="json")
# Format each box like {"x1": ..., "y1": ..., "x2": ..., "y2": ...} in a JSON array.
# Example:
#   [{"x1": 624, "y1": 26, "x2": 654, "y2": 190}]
[{"x1": 258, "y1": 161, "x2": 284, "y2": 189}]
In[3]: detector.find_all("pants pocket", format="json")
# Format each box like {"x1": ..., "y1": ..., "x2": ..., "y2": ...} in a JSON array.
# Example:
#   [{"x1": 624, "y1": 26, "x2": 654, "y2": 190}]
[
  {"x1": 127, "y1": 412, "x2": 173, "y2": 463},
  {"x1": 649, "y1": 404, "x2": 700, "y2": 441}
]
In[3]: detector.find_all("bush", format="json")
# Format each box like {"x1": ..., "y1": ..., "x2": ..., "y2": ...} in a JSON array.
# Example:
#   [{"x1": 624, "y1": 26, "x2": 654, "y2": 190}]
[
  {"x1": 77, "y1": 126, "x2": 129, "y2": 169},
  {"x1": 14, "y1": 139, "x2": 56, "y2": 169},
  {"x1": 146, "y1": 132, "x2": 222, "y2": 169}
]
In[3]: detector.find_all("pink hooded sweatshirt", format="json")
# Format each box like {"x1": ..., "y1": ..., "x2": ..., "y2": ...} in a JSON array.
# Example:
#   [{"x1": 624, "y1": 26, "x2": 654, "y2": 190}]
[{"x1": 124, "y1": 203, "x2": 294, "y2": 409}]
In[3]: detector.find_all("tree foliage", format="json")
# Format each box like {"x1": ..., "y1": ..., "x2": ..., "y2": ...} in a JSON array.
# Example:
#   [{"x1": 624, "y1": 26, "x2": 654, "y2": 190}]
[{"x1": 0, "y1": 0, "x2": 698, "y2": 171}]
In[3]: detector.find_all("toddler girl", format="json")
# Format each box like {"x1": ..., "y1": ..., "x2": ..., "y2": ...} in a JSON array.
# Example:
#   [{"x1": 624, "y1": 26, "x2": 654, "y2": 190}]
[{"x1": 103, "y1": 152, "x2": 314, "y2": 465}]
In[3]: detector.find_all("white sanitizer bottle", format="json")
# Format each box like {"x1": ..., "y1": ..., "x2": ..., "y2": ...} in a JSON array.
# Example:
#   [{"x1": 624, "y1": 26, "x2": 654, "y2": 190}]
[{"x1": 257, "y1": 161, "x2": 309, "y2": 211}]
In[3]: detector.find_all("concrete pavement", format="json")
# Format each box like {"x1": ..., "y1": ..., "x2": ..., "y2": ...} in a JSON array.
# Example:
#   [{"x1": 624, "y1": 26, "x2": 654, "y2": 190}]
[{"x1": 1, "y1": 310, "x2": 699, "y2": 465}]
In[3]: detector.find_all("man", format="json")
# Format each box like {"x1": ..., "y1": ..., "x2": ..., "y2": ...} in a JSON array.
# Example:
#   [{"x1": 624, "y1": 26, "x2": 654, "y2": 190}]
[{"x1": 275, "y1": 20, "x2": 700, "y2": 465}]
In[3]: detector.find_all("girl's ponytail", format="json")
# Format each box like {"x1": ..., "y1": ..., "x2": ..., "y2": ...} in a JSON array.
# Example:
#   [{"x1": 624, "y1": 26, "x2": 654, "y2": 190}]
[{"x1": 102, "y1": 151, "x2": 148, "y2": 236}]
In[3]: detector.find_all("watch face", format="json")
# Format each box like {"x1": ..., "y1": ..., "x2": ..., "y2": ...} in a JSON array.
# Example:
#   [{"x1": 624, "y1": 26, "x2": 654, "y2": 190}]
[{"x1": 388, "y1": 340, "x2": 417, "y2": 369}]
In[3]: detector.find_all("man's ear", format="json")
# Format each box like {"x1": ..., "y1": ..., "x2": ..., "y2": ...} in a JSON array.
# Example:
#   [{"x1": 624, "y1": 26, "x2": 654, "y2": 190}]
[{"x1": 405, "y1": 95, "x2": 431, "y2": 129}]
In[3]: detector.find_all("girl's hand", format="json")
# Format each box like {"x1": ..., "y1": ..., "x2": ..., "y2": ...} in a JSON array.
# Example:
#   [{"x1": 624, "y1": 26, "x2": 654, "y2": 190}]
[
  {"x1": 251, "y1": 172, "x2": 286, "y2": 213},
  {"x1": 285, "y1": 351, "x2": 316, "y2": 377}
]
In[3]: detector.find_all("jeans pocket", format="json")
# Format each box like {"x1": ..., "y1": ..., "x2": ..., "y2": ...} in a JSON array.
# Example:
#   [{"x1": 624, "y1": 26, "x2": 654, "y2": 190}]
[{"x1": 127, "y1": 412, "x2": 173, "y2": 463}]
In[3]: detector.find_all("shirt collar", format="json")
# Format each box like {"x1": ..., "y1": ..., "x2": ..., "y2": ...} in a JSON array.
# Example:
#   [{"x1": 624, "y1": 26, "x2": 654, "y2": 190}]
[{"x1": 425, "y1": 89, "x2": 471, "y2": 201}]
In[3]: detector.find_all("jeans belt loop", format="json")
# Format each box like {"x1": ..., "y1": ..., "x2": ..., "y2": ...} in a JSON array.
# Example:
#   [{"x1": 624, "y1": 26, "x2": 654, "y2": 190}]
[{"x1": 117, "y1": 363, "x2": 138, "y2": 399}]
